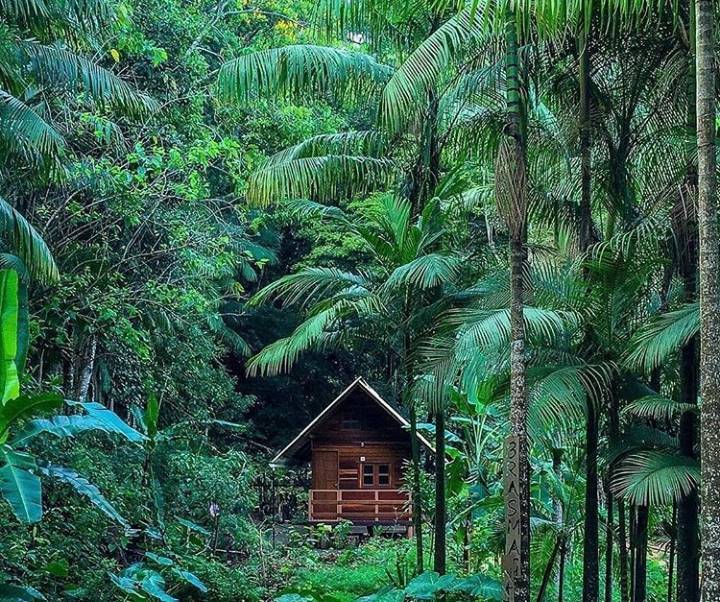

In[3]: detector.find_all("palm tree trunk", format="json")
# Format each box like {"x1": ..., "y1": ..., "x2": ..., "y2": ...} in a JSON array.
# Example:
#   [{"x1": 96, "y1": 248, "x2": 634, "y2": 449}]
[
  {"x1": 578, "y1": 29, "x2": 599, "y2": 602},
  {"x1": 677, "y1": 6, "x2": 701, "y2": 599},
  {"x1": 558, "y1": 537, "x2": 567, "y2": 602},
  {"x1": 433, "y1": 404, "x2": 446, "y2": 575},
  {"x1": 632, "y1": 505, "x2": 649, "y2": 602},
  {"x1": 409, "y1": 402, "x2": 424, "y2": 573},
  {"x1": 605, "y1": 487, "x2": 614, "y2": 602},
  {"x1": 696, "y1": 0, "x2": 720, "y2": 598},
  {"x1": 619, "y1": 499, "x2": 630, "y2": 602},
  {"x1": 669, "y1": 503, "x2": 677, "y2": 602},
  {"x1": 498, "y1": 10, "x2": 530, "y2": 602}
]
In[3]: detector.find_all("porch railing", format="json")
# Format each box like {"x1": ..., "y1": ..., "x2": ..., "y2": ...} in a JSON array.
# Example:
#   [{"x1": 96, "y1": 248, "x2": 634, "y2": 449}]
[{"x1": 308, "y1": 488, "x2": 411, "y2": 522}]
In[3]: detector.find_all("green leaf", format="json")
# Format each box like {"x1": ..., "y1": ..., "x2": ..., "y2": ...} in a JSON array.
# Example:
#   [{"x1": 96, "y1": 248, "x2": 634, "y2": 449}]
[
  {"x1": 0, "y1": 393, "x2": 63, "y2": 440},
  {"x1": 0, "y1": 583, "x2": 45, "y2": 600},
  {"x1": 172, "y1": 569, "x2": 207, "y2": 593},
  {"x1": 11, "y1": 414, "x2": 143, "y2": 447},
  {"x1": 448, "y1": 575, "x2": 502, "y2": 599},
  {"x1": 404, "y1": 572, "x2": 457, "y2": 599},
  {"x1": 175, "y1": 517, "x2": 210, "y2": 536},
  {"x1": 0, "y1": 447, "x2": 41, "y2": 523},
  {"x1": 109, "y1": 574, "x2": 144, "y2": 600},
  {"x1": 45, "y1": 559, "x2": 69, "y2": 577},
  {"x1": 67, "y1": 401, "x2": 146, "y2": 442},
  {"x1": 0, "y1": 270, "x2": 19, "y2": 404},
  {"x1": 39, "y1": 464, "x2": 128, "y2": 526},
  {"x1": 612, "y1": 451, "x2": 699, "y2": 506},
  {"x1": 145, "y1": 394, "x2": 159, "y2": 438},
  {"x1": 140, "y1": 572, "x2": 176, "y2": 602},
  {"x1": 218, "y1": 44, "x2": 392, "y2": 104},
  {"x1": 0, "y1": 202, "x2": 58, "y2": 284},
  {"x1": 144, "y1": 552, "x2": 173, "y2": 567}
]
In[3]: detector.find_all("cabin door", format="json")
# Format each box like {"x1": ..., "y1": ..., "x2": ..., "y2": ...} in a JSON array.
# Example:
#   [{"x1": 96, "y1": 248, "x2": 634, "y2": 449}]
[{"x1": 312, "y1": 450, "x2": 338, "y2": 489}]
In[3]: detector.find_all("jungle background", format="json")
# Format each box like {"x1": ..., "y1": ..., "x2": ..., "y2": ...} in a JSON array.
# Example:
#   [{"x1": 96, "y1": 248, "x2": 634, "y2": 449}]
[{"x1": 0, "y1": 0, "x2": 708, "y2": 600}]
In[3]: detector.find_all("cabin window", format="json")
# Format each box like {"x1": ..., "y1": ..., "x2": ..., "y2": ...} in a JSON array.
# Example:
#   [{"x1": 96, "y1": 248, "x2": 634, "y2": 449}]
[
  {"x1": 361, "y1": 463, "x2": 392, "y2": 488},
  {"x1": 363, "y1": 464, "x2": 374, "y2": 486},
  {"x1": 341, "y1": 413, "x2": 362, "y2": 430}
]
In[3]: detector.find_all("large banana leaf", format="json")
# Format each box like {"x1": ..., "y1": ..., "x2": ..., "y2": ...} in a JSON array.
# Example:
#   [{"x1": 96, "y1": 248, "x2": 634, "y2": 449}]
[
  {"x1": 38, "y1": 464, "x2": 128, "y2": 527},
  {"x1": 0, "y1": 446, "x2": 41, "y2": 523},
  {"x1": 0, "y1": 392, "x2": 63, "y2": 442},
  {"x1": 0, "y1": 270, "x2": 19, "y2": 405},
  {"x1": 11, "y1": 413, "x2": 144, "y2": 447}
]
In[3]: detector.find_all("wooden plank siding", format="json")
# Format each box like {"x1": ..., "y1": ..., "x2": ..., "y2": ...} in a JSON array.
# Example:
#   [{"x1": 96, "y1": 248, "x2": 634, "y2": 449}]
[{"x1": 308, "y1": 388, "x2": 411, "y2": 524}]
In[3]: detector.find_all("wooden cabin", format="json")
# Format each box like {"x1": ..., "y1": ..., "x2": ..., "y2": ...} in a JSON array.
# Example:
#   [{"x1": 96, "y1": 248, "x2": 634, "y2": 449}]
[{"x1": 270, "y1": 377, "x2": 433, "y2": 527}]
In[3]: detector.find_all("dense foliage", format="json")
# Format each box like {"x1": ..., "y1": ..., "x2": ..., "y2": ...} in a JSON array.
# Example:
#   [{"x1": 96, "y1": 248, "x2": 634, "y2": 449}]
[{"x1": 1, "y1": 0, "x2": 720, "y2": 601}]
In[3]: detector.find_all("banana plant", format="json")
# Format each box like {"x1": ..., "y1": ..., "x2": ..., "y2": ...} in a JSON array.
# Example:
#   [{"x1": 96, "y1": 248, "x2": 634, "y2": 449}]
[{"x1": 0, "y1": 268, "x2": 145, "y2": 524}]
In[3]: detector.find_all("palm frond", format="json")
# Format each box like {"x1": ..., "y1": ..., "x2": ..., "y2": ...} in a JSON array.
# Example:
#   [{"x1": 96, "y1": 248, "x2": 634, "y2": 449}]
[
  {"x1": 217, "y1": 45, "x2": 393, "y2": 104},
  {"x1": 246, "y1": 305, "x2": 344, "y2": 376},
  {"x1": 380, "y1": 9, "x2": 496, "y2": 133},
  {"x1": 28, "y1": 44, "x2": 155, "y2": 114},
  {"x1": 250, "y1": 267, "x2": 368, "y2": 309},
  {"x1": 624, "y1": 302, "x2": 699, "y2": 373},
  {"x1": 0, "y1": 90, "x2": 64, "y2": 165},
  {"x1": 611, "y1": 451, "x2": 698, "y2": 506},
  {"x1": 623, "y1": 395, "x2": 697, "y2": 421},
  {"x1": 0, "y1": 196, "x2": 58, "y2": 283},
  {"x1": 384, "y1": 253, "x2": 462, "y2": 290},
  {"x1": 247, "y1": 154, "x2": 396, "y2": 206}
]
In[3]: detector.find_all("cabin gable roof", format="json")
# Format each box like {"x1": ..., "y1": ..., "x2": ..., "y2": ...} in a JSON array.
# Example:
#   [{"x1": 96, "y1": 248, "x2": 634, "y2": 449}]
[{"x1": 271, "y1": 377, "x2": 433, "y2": 466}]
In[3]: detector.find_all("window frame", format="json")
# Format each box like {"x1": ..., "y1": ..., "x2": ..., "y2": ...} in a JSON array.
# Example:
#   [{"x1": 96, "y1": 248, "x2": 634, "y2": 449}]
[{"x1": 360, "y1": 462, "x2": 393, "y2": 488}]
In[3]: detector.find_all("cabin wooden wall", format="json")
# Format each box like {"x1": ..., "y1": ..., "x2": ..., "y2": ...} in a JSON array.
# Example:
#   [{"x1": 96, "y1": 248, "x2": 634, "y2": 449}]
[{"x1": 308, "y1": 389, "x2": 412, "y2": 523}]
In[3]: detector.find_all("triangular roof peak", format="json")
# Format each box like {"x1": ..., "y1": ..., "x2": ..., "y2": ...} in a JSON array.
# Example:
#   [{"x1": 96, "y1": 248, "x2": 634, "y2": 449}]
[{"x1": 271, "y1": 377, "x2": 433, "y2": 466}]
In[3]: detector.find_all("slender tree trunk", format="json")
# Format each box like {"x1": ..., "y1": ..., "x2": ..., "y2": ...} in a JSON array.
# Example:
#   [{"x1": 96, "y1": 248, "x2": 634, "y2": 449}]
[
  {"x1": 77, "y1": 335, "x2": 97, "y2": 402},
  {"x1": 632, "y1": 505, "x2": 649, "y2": 602},
  {"x1": 583, "y1": 404, "x2": 600, "y2": 602},
  {"x1": 677, "y1": 6, "x2": 701, "y2": 598},
  {"x1": 409, "y1": 403, "x2": 424, "y2": 573},
  {"x1": 578, "y1": 30, "x2": 599, "y2": 602},
  {"x1": 537, "y1": 536, "x2": 563, "y2": 602},
  {"x1": 696, "y1": 0, "x2": 720, "y2": 598},
  {"x1": 552, "y1": 449, "x2": 564, "y2": 596},
  {"x1": 605, "y1": 486, "x2": 614, "y2": 602},
  {"x1": 558, "y1": 537, "x2": 566, "y2": 602},
  {"x1": 434, "y1": 405, "x2": 446, "y2": 575},
  {"x1": 610, "y1": 389, "x2": 630, "y2": 602},
  {"x1": 669, "y1": 504, "x2": 677, "y2": 602},
  {"x1": 498, "y1": 10, "x2": 530, "y2": 601},
  {"x1": 677, "y1": 337, "x2": 700, "y2": 602}
]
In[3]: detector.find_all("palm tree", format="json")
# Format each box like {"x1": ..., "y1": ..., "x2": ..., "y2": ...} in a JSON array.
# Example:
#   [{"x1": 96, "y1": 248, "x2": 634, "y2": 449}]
[
  {"x1": 695, "y1": 0, "x2": 720, "y2": 597},
  {"x1": 493, "y1": 8, "x2": 531, "y2": 601}
]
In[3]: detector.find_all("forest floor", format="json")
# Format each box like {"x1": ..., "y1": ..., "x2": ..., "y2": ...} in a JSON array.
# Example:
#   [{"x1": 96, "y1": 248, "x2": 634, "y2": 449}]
[{"x1": 272, "y1": 536, "x2": 411, "y2": 601}]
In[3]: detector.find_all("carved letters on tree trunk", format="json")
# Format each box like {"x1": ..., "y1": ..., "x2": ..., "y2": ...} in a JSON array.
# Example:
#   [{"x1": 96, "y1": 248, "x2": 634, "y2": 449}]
[{"x1": 503, "y1": 434, "x2": 526, "y2": 602}]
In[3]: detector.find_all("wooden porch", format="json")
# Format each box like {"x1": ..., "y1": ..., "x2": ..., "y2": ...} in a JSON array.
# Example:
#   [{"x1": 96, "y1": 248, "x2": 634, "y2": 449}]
[{"x1": 309, "y1": 488, "x2": 411, "y2": 524}]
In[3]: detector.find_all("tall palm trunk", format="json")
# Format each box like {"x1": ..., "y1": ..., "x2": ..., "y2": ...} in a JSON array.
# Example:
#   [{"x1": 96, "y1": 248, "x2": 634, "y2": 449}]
[
  {"x1": 696, "y1": 0, "x2": 720, "y2": 598},
  {"x1": 497, "y1": 10, "x2": 530, "y2": 602},
  {"x1": 578, "y1": 28, "x2": 599, "y2": 602},
  {"x1": 677, "y1": 7, "x2": 700, "y2": 599},
  {"x1": 434, "y1": 404, "x2": 446, "y2": 574},
  {"x1": 403, "y1": 325, "x2": 424, "y2": 574},
  {"x1": 631, "y1": 505, "x2": 649, "y2": 602}
]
